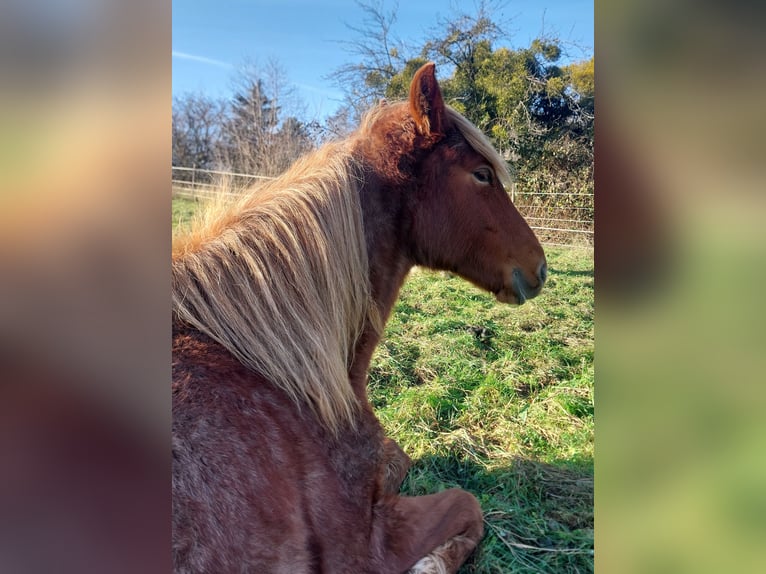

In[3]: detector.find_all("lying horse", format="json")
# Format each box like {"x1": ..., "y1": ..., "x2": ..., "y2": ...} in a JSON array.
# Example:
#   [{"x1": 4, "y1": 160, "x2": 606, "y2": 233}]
[{"x1": 172, "y1": 62, "x2": 546, "y2": 573}]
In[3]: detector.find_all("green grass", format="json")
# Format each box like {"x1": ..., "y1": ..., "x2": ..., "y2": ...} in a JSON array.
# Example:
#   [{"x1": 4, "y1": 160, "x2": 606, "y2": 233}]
[
  {"x1": 172, "y1": 197, "x2": 594, "y2": 572},
  {"x1": 372, "y1": 250, "x2": 593, "y2": 573},
  {"x1": 172, "y1": 195, "x2": 201, "y2": 233}
]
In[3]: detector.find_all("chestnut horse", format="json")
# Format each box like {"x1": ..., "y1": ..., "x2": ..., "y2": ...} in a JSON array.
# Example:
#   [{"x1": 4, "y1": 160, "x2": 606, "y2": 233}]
[{"x1": 172, "y1": 63, "x2": 546, "y2": 573}]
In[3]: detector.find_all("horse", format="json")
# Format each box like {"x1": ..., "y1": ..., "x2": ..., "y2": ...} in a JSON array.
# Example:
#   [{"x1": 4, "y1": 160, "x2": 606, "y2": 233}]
[{"x1": 172, "y1": 62, "x2": 546, "y2": 574}]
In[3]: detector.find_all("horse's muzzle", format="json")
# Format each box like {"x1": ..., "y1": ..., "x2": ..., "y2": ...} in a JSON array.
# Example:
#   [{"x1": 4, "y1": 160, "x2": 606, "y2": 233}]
[{"x1": 510, "y1": 262, "x2": 546, "y2": 305}]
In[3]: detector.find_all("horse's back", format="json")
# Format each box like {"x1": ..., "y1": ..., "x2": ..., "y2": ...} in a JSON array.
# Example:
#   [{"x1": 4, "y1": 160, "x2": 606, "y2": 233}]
[{"x1": 172, "y1": 328, "x2": 382, "y2": 573}]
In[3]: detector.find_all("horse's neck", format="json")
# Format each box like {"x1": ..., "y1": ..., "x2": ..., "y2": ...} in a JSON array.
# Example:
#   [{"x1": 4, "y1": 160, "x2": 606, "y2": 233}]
[
  {"x1": 350, "y1": 256, "x2": 411, "y2": 402},
  {"x1": 349, "y1": 171, "x2": 414, "y2": 402}
]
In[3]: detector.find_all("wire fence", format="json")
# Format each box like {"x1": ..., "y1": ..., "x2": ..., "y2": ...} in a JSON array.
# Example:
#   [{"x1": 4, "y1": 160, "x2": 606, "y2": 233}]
[
  {"x1": 173, "y1": 166, "x2": 593, "y2": 247},
  {"x1": 172, "y1": 166, "x2": 273, "y2": 198}
]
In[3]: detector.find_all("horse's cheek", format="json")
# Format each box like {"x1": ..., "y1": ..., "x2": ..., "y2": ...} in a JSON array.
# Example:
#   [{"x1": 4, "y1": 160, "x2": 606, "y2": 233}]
[{"x1": 410, "y1": 203, "x2": 444, "y2": 265}]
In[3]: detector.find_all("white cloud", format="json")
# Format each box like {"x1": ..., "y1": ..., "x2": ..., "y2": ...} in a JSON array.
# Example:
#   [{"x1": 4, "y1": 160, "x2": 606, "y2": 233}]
[{"x1": 172, "y1": 51, "x2": 232, "y2": 69}]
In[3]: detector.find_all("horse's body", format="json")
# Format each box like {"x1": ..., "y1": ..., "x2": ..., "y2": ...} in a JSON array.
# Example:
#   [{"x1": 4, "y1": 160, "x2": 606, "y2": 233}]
[
  {"x1": 173, "y1": 63, "x2": 545, "y2": 573},
  {"x1": 173, "y1": 326, "x2": 476, "y2": 573}
]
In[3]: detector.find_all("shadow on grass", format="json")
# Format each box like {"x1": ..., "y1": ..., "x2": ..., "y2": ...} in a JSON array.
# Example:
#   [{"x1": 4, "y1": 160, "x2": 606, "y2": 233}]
[
  {"x1": 548, "y1": 266, "x2": 594, "y2": 278},
  {"x1": 401, "y1": 452, "x2": 594, "y2": 573}
]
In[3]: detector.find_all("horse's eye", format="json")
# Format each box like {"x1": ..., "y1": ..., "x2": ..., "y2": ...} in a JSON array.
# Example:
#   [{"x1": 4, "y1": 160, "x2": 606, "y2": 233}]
[{"x1": 473, "y1": 168, "x2": 493, "y2": 184}]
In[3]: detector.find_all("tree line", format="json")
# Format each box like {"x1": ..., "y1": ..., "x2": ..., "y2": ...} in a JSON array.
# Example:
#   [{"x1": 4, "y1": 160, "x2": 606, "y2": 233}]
[
  {"x1": 172, "y1": 1, "x2": 593, "y2": 227},
  {"x1": 172, "y1": 60, "x2": 316, "y2": 181}
]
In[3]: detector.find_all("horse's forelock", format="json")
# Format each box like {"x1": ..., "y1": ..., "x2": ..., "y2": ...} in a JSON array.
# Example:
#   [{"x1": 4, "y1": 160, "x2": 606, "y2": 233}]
[
  {"x1": 356, "y1": 102, "x2": 511, "y2": 192},
  {"x1": 444, "y1": 106, "x2": 513, "y2": 191}
]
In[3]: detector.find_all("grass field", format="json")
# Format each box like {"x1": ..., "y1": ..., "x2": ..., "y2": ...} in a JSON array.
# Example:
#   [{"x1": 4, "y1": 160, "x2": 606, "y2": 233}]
[
  {"x1": 172, "y1": 195, "x2": 200, "y2": 232},
  {"x1": 374, "y1": 249, "x2": 593, "y2": 573},
  {"x1": 172, "y1": 196, "x2": 594, "y2": 572}
]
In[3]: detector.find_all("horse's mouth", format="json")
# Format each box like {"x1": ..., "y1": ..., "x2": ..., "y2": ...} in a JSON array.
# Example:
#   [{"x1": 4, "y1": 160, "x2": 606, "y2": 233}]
[
  {"x1": 494, "y1": 267, "x2": 541, "y2": 305},
  {"x1": 494, "y1": 287, "x2": 526, "y2": 305}
]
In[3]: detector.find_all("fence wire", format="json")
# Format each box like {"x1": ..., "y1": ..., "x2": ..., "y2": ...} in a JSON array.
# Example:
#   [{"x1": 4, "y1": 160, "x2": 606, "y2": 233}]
[{"x1": 172, "y1": 166, "x2": 593, "y2": 247}]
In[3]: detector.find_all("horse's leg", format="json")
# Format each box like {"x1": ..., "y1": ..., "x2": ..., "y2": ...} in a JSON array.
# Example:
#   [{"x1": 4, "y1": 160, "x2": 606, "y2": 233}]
[
  {"x1": 406, "y1": 535, "x2": 479, "y2": 574},
  {"x1": 380, "y1": 437, "x2": 412, "y2": 495},
  {"x1": 373, "y1": 488, "x2": 484, "y2": 574}
]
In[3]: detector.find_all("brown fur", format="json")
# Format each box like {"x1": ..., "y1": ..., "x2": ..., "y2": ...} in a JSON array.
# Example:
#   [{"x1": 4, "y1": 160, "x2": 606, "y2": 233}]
[{"x1": 173, "y1": 62, "x2": 545, "y2": 573}]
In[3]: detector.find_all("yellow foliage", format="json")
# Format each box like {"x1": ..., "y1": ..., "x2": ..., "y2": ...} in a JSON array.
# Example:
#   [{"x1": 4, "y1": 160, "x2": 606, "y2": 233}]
[{"x1": 566, "y1": 58, "x2": 595, "y2": 98}]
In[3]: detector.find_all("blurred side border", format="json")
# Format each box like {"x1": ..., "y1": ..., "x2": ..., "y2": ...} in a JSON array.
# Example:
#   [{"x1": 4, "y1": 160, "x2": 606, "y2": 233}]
[
  {"x1": 0, "y1": 1, "x2": 171, "y2": 572},
  {"x1": 1, "y1": 0, "x2": 765, "y2": 572},
  {"x1": 596, "y1": 0, "x2": 766, "y2": 572}
]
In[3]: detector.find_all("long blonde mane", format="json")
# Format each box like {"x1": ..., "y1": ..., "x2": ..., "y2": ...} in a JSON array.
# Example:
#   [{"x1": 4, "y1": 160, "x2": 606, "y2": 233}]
[
  {"x1": 172, "y1": 102, "x2": 510, "y2": 434},
  {"x1": 173, "y1": 141, "x2": 372, "y2": 434}
]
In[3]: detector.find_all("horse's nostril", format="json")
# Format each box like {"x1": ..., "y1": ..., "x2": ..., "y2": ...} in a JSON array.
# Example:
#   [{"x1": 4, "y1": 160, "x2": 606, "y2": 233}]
[
  {"x1": 539, "y1": 262, "x2": 548, "y2": 284},
  {"x1": 511, "y1": 265, "x2": 545, "y2": 304}
]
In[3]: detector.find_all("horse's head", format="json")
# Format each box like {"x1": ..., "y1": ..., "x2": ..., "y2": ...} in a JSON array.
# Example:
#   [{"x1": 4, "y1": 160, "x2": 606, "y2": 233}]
[{"x1": 405, "y1": 63, "x2": 547, "y2": 305}]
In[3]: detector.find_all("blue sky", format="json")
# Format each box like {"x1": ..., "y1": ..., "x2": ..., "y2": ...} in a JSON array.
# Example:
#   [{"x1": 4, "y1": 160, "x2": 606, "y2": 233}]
[{"x1": 172, "y1": 0, "x2": 593, "y2": 118}]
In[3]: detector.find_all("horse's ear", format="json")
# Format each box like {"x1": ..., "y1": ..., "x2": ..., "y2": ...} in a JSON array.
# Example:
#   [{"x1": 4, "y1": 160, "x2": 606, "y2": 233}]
[{"x1": 409, "y1": 62, "x2": 445, "y2": 136}]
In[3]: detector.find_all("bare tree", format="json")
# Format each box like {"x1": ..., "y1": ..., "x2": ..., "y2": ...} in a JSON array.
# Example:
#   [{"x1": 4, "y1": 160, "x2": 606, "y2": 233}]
[
  {"x1": 217, "y1": 60, "x2": 314, "y2": 177},
  {"x1": 318, "y1": 105, "x2": 356, "y2": 142},
  {"x1": 327, "y1": 0, "x2": 410, "y2": 121},
  {"x1": 172, "y1": 93, "x2": 225, "y2": 174}
]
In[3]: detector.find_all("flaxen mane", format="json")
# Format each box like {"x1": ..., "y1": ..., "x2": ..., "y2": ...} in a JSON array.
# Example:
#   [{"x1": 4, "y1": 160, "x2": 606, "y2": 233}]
[
  {"x1": 172, "y1": 102, "x2": 511, "y2": 433},
  {"x1": 173, "y1": 141, "x2": 373, "y2": 434}
]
